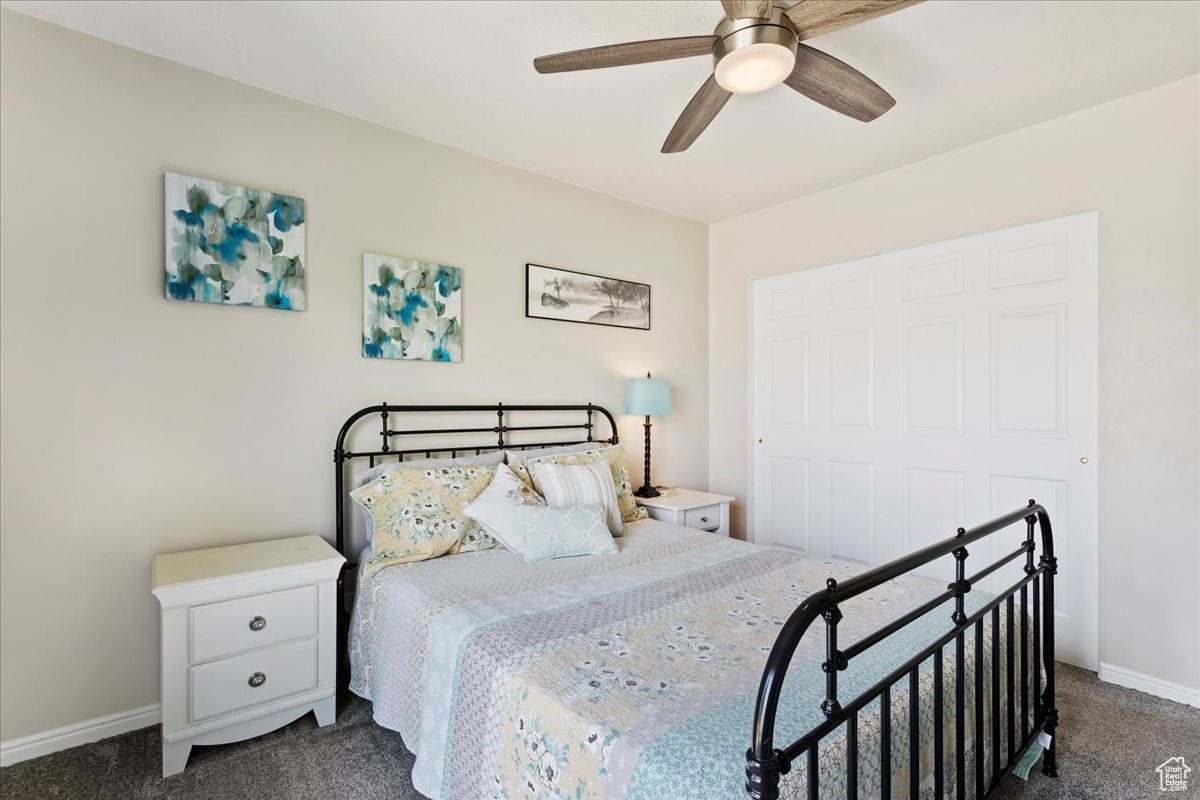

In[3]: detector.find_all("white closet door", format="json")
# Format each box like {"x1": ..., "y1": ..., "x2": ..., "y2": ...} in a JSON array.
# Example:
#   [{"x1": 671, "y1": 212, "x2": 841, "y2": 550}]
[{"x1": 752, "y1": 212, "x2": 1097, "y2": 669}]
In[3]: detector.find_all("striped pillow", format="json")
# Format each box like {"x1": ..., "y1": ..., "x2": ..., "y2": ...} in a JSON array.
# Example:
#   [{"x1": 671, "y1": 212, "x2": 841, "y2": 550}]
[{"x1": 532, "y1": 461, "x2": 623, "y2": 536}]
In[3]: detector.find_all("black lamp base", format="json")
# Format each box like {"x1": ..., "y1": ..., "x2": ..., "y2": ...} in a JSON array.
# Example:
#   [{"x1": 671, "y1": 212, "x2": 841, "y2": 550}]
[{"x1": 634, "y1": 415, "x2": 660, "y2": 499}]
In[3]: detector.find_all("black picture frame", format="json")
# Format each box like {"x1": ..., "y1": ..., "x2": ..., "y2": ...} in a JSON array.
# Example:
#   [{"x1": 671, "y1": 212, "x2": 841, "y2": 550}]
[{"x1": 525, "y1": 263, "x2": 651, "y2": 331}]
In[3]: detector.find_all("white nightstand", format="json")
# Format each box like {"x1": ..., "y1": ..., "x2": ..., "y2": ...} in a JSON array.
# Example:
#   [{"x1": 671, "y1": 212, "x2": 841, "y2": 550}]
[
  {"x1": 151, "y1": 535, "x2": 344, "y2": 777},
  {"x1": 635, "y1": 489, "x2": 734, "y2": 537}
]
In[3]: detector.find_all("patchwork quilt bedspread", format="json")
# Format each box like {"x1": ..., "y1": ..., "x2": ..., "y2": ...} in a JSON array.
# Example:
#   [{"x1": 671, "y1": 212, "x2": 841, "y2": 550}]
[{"x1": 349, "y1": 518, "x2": 1027, "y2": 800}]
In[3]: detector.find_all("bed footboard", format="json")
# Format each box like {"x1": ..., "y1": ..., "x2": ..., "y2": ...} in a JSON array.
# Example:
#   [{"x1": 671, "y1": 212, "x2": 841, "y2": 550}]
[{"x1": 747, "y1": 501, "x2": 1059, "y2": 800}]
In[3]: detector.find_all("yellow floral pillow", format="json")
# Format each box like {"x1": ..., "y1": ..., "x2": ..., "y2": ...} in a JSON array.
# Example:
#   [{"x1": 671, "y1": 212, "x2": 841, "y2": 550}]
[
  {"x1": 509, "y1": 445, "x2": 648, "y2": 525},
  {"x1": 611, "y1": 463, "x2": 649, "y2": 523},
  {"x1": 350, "y1": 465, "x2": 496, "y2": 575}
]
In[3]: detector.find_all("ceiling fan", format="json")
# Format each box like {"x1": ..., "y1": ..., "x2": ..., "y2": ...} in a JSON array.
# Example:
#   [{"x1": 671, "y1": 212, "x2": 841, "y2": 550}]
[{"x1": 534, "y1": 0, "x2": 922, "y2": 153}]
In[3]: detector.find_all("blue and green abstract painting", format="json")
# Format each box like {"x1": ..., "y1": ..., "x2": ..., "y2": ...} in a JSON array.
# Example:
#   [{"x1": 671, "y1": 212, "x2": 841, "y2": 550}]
[
  {"x1": 363, "y1": 253, "x2": 462, "y2": 362},
  {"x1": 164, "y1": 172, "x2": 306, "y2": 310}
]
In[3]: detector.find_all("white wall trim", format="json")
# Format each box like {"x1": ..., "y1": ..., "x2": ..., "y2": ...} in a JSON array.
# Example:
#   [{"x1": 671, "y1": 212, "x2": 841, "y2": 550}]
[
  {"x1": 1099, "y1": 662, "x2": 1200, "y2": 709},
  {"x1": 0, "y1": 704, "x2": 160, "y2": 767}
]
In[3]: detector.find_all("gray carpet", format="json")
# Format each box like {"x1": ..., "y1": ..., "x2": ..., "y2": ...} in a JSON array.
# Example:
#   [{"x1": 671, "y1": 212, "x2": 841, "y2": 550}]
[{"x1": 2, "y1": 665, "x2": 1196, "y2": 799}]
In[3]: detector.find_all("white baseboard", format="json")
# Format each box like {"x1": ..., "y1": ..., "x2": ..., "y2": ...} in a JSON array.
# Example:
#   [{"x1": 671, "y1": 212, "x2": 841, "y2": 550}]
[
  {"x1": 1098, "y1": 662, "x2": 1200, "y2": 708},
  {"x1": 0, "y1": 704, "x2": 160, "y2": 767}
]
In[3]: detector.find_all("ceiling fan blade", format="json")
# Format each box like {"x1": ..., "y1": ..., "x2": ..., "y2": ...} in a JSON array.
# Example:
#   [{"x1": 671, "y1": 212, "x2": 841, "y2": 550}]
[
  {"x1": 784, "y1": 0, "x2": 923, "y2": 41},
  {"x1": 784, "y1": 43, "x2": 895, "y2": 121},
  {"x1": 721, "y1": 0, "x2": 772, "y2": 20},
  {"x1": 534, "y1": 36, "x2": 717, "y2": 74},
  {"x1": 662, "y1": 75, "x2": 732, "y2": 154}
]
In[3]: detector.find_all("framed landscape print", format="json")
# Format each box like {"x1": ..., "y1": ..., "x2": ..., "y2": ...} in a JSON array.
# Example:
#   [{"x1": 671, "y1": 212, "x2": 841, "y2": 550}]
[
  {"x1": 363, "y1": 253, "x2": 462, "y2": 362},
  {"x1": 525, "y1": 263, "x2": 650, "y2": 330},
  {"x1": 164, "y1": 172, "x2": 306, "y2": 310}
]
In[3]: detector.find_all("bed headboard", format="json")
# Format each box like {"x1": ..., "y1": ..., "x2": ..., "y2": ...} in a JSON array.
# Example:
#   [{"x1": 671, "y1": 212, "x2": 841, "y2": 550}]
[{"x1": 333, "y1": 402, "x2": 619, "y2": 564}]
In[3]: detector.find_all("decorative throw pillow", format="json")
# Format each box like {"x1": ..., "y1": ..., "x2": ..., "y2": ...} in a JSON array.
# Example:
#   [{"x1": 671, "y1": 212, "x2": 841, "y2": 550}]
[
  {"x1": 502, "y1": 442, "x2": 597, "y2": 463},
  {"x1": 352, "y1": 451, "x2": 504, "y2": 544},
  {"x1": 533, "y1": 461, "x2": 623, "y2": 536},
  {"x1": 611, "y1": 463, "x2": 649, "y2": 524},
  {"x1": 514, "y1": 504, "x2": 619, "y2": 564},
  {"x1": 509, "y1": 445, "x2": 648, "y2": 525},
  {"x1": 350, "y1": 465, "x2": 495, "y2": 575},
  {"x1": 461, "y1": 464, "x2": 546, "y2": 552},
  {"x1": 354, "y1": 450, "x2": 503, "y2": 490}
]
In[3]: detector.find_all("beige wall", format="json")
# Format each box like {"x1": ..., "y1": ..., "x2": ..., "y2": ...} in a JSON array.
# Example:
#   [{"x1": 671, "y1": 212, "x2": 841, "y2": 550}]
[
  {"x1": 0, "y1": 11, "x2": 708, "y2": 741},
  {"x1": 709, "y1": 76, "x2": 1200, "y2": 690}
]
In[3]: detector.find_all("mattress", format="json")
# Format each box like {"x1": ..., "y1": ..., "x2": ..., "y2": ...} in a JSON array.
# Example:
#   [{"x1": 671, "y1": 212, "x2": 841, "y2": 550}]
[{"x1": 348, "y1": 518, "x2": 1030, "y2": 800}]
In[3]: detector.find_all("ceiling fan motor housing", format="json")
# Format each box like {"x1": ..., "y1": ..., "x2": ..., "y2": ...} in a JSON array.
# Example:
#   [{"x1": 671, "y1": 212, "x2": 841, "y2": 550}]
[{"x1": 712, "y1": 6, "x2": 799, "y2": 94}]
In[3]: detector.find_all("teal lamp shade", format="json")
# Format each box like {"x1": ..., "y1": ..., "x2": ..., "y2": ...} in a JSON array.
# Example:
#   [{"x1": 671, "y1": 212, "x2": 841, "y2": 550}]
[{"x1": 626, "y1": 377, "x2": 671, "y2": 417}]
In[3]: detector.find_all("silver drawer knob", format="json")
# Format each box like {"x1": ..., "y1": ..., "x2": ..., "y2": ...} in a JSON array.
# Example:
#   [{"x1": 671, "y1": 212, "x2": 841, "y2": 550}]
[
  {"x1": 248, "y1": 672, "x2": 266, "y2": 688},
  {"x1": 249, "y1": 616, "x2": 267, "y2": 632}
]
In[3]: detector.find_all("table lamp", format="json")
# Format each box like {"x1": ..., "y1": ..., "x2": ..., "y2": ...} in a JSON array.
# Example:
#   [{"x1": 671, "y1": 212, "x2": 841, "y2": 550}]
[{"x1": 625, "y1": 372, "x2": 671, "y2": 498}]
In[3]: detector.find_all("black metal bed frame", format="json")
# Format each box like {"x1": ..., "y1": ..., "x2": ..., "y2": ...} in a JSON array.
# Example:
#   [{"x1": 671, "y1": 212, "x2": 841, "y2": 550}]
[
  {"x1": 746, "y1": 501, "x2": 1059, "y2": 799},
  {"x1": 333, "y1": 402, "x2": 619, "y2": 576},
  {"x1": 332, "y1": 403, "x2": 1058, "y2": 800}
]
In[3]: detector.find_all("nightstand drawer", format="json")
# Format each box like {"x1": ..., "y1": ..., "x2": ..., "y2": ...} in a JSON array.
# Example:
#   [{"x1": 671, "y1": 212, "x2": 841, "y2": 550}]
[
  {"x1": 684, "y1": 505, "x2": 721, "y2": 530},
  {"x1": 190, "y1": 638, "x2": 317, "y2": 721},
  {"x1": 190, "y1": 585, "x2": 316, "y2": 662}
]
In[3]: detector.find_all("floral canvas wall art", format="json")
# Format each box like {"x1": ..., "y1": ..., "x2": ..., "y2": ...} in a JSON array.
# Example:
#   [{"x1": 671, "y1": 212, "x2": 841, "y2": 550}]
[
  {"x1": 164, "y1": 172, "x2": 306, "y2": 310},
  {"x1": 362, "y1": 253, "x2": 462, "y2": 362}
]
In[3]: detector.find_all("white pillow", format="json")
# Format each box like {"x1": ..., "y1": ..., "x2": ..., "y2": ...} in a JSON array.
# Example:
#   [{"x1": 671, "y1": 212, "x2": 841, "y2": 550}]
[
  {"x1": 461, "y1": 464, "x2": 546, "y2": 552},
  {"x1": 532, "y1": 461, "x2": 622, "y2": 536}
]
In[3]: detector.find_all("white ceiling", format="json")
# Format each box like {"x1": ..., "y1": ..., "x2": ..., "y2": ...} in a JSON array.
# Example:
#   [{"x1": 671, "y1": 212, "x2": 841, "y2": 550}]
[{"x1": 4, "y1": 0, "x2": 1198, "y2": 221}]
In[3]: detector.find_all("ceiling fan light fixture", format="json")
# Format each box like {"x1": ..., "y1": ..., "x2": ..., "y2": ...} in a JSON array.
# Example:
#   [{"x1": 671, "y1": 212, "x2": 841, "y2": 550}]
[
  {"x1": 711, "y1": 10, "x2": 799, "y2": 95},
  {"x1": 714, "y1": 41, "x2": 796, "y2": 94}
]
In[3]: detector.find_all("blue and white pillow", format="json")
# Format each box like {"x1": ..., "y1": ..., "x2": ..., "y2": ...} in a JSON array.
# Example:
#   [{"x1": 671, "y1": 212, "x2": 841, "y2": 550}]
[{"x1": 514, "y1": 504, "x2": 619, "y2": 564}]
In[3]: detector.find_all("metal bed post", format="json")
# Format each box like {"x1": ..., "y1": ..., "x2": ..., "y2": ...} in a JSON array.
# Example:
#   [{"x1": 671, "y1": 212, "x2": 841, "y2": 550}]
[{"x1": 1035, "y1": 503, "x2": 1058, "y2": 777}]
